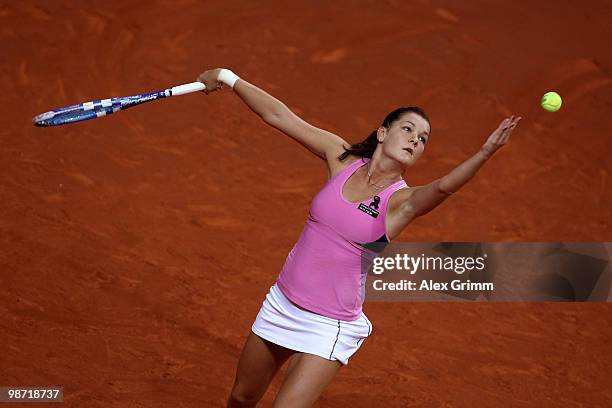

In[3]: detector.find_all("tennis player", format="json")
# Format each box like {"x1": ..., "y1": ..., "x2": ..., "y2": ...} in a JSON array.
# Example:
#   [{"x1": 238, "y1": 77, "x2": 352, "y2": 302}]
[{"x1": 197, "y1": 68, "x2": 521, "y2": 408}]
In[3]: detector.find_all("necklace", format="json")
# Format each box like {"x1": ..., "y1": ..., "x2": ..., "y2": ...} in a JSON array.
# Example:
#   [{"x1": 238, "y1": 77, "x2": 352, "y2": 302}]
[{"x1": 366, "y1": 162, "x2": 395, "y2": 189}]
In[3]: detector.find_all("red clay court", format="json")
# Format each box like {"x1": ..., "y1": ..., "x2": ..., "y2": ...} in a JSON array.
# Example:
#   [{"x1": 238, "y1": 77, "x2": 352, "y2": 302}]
[{"x1": 1, "y1": 1, "x2": 611, "y2": 406}]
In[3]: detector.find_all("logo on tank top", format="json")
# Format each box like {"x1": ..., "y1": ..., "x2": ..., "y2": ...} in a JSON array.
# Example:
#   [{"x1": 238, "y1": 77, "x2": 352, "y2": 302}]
[{"x1": 357, "y1": 196, "x2": 380, "y2": 218}]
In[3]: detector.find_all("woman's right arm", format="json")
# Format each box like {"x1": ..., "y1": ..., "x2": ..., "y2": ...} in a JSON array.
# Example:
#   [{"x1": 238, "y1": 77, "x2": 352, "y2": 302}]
[{"x1": 197, "y1": 69, "x2": 349, "y2": 168}]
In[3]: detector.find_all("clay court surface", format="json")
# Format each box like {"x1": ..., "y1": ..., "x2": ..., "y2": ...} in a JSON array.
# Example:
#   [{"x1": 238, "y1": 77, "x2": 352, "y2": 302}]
[{"x1": 1, "y1": 1, "x2": 611, "y2": 406}]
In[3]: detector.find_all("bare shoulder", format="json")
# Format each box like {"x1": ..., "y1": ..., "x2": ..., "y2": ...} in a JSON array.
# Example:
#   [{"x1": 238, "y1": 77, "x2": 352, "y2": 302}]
[
  {"x1": 386, "y1": 186, "x2": 416, "y2": 240},
  {"x1": 387, "y1": 185, "x2": 414, "y2": 214},
  {"x1": 326, "y1": 152, "x2": 362, "y2": 179}
]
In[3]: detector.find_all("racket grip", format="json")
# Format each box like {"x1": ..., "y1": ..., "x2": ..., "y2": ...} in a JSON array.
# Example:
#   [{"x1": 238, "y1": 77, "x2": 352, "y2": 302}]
[{"x1": 170, "y1": 82, "x2": 206, "y2": 96}]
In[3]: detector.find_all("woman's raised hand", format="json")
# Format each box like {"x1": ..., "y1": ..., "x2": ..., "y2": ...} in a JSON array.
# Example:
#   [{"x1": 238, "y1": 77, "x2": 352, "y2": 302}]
[
  {"x1": 480, "y1": 115, "x2": 522, "y2": 158},
  {"x1": 196, "y1": 68, "x2": 224, "y2": 95}
]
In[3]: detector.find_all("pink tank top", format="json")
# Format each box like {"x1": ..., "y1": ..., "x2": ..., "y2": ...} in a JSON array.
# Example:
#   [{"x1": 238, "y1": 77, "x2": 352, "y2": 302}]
[{"x1": 275, "y1": 157, "x2": 408, "y2": 321}]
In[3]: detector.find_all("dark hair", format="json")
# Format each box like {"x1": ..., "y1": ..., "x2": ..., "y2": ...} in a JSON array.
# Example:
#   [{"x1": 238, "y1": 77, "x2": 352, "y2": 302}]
[{"x1": 338, "y1": 106, "x2": 430, "y2": 161}]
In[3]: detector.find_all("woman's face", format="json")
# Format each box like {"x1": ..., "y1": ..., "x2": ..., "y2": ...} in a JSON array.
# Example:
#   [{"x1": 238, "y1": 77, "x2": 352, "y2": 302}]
[{"x1": 377, "y1": 112, "x2": 430, "y2": 167}]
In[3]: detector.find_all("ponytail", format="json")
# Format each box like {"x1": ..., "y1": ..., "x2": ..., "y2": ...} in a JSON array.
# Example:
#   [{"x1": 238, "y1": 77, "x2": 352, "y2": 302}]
[{"x1": 338, "y1": 130, "x2": 378, "y2": 161}]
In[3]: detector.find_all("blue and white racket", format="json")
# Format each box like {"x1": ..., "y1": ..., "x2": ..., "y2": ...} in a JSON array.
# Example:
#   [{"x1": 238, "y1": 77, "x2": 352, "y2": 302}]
[{"x1": 32, "y1": 82, "x2": 206, "y2": 127}]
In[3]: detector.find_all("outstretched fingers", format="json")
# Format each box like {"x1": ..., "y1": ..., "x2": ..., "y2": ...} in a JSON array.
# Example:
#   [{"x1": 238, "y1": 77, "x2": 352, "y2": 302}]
[
  {"x1": 481, "y1": 115, "x2": 522, "y2": 157},
  {"x1": 500, "y1": 115, "x2": 522, "y2": 143}
]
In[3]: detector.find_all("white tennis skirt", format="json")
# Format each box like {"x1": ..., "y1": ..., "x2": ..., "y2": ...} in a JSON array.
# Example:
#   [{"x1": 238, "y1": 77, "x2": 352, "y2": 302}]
[{"x1": 251, "y1": 283, "x2": 372, "y2": 365}]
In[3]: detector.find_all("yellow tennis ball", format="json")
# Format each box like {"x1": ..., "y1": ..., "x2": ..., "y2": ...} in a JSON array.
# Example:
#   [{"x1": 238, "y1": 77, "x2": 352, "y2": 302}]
[{"x1": 541, "y1": 91, "x2": 562, "y2": 112}]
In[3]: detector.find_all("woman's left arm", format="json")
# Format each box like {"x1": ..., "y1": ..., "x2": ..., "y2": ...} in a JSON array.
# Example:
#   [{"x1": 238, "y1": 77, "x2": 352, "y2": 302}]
[{"x1": 399, "y1": 115, "x2": 522, "y2": 219}]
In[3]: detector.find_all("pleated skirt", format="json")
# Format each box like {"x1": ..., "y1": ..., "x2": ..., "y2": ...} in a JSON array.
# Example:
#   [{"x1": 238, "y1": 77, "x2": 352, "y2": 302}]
[{"x1": 251, "y1": 283, "x2": 372, "y2": 365}]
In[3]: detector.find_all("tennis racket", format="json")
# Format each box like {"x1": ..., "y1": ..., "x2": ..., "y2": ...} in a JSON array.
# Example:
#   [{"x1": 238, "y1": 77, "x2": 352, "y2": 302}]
[{"x1": 32, "y1": 82, "x2": 206, "y2": 127}]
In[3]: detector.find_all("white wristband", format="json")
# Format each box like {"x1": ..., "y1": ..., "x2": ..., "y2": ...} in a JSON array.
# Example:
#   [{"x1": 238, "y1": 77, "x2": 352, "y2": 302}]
[{"x1": 218, "y1": 69, "x2": 240, "y2": 88}]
